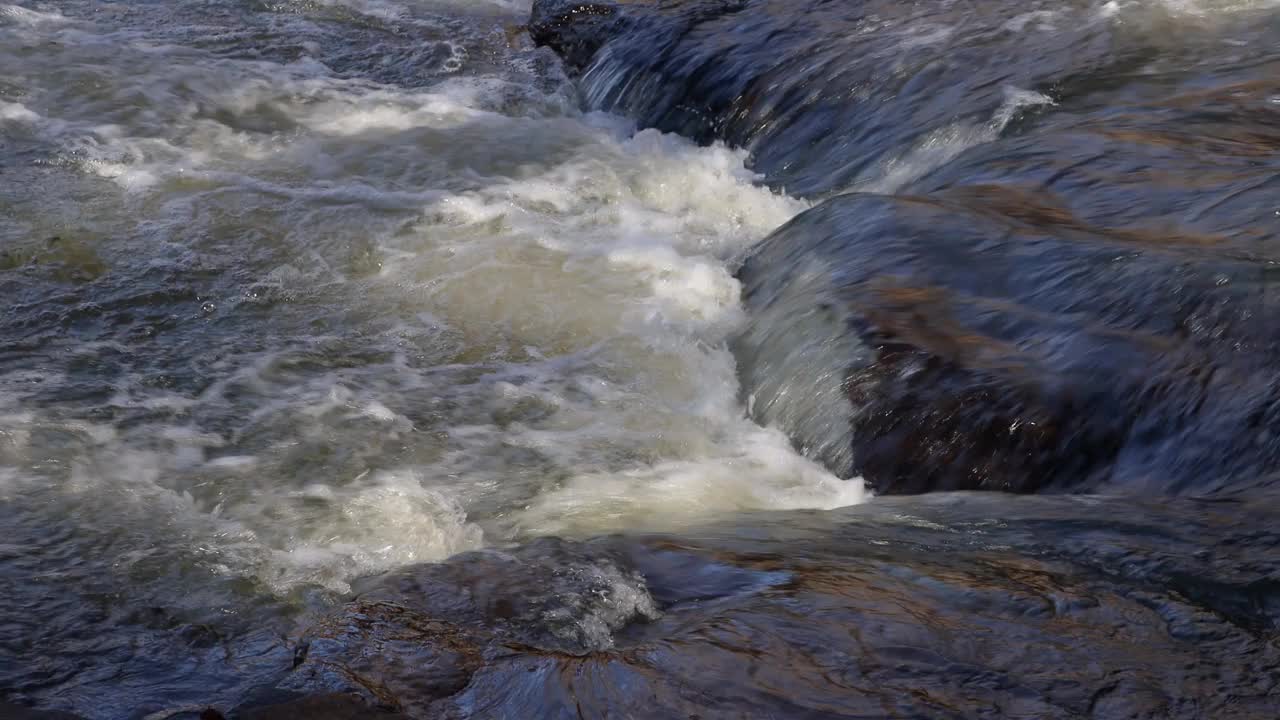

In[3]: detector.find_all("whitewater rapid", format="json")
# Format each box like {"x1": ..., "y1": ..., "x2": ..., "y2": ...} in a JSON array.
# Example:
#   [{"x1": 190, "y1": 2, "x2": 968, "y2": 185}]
[{"x1": 0, "y1": 0, "x2": 862, "y2": 605}]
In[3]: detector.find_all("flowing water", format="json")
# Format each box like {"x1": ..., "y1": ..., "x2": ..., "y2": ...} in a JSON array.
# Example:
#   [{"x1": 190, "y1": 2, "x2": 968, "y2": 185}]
[{"x1": 2, "y1": 0, "x2": 1279, "y2": 718}]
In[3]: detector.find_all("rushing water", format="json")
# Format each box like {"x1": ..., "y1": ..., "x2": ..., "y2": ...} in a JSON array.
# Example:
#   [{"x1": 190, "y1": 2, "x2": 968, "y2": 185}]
[{"x1": 2, "y1": 0, "x2": 1279, "y2": 718}]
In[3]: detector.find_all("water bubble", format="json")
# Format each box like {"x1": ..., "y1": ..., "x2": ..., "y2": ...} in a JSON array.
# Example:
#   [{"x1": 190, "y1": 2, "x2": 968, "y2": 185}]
[{"x1": 441, "y1": 43, "x2": 468, "y2": 73}]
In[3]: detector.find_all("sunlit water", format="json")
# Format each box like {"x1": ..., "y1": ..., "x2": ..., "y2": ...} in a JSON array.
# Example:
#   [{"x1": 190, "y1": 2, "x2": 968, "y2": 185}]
[
  {"x1": 0, "y1": 0, "x2": 862, "y2": 711},
  {"x1": 4, "y1": 0, "x2": 1280, "y2": 717}
]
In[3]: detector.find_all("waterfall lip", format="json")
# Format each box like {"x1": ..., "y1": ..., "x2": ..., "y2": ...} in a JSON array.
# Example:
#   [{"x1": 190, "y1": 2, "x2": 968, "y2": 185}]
[
  {"x1": 526, "y1": 0, "x2": 1280, "y2": 497},
  {"x1": 733, "y1": 187, "x2": 1280, "y2": 496}
]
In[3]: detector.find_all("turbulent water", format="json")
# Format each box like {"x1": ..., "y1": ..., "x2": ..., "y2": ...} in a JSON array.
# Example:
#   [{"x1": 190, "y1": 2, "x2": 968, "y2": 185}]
[{"x1": 2, "y1": 0, "x2": 1279, "y2": 718}]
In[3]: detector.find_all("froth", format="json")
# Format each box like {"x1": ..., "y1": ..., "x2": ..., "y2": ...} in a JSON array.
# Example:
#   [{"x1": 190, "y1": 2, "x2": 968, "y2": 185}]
[
  {"x1": 52, "y1": 440, "x2": 485, "y2": 595},
  {"x1": 0, "y1": 99, "x2": 39, "y2": 122},
  {"x1": 514, "y1": 426, "x2": 867, "y2": 536},
  {"x1": 263, "y1": 470, "x2": 484, "y2": 593},
  {"x1": 369, "y1": 117, "x2": 855, "y2": 536},
  {"x1": 0, "y1": 4, "x2": 66, "y2": 26},
  {"x1": 1, "y1": 0, "x2": 859, "y2": 606}
]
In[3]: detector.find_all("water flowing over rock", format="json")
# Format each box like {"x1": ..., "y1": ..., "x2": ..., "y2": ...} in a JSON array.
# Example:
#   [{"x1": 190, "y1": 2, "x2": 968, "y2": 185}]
[
  {"x1": 736, "y1": 190, "x2": 1280, "y2": 494},
  {"x1": 532, "y1": 0, "x2": 1280, "y2": 495},
  {"x1": 239, "y1": 498, "x2": 1280, "y2": 718},
  {"x1": 532, "y1": 0, "x2": 1133, "y2": 196},
  {"x1": 6, "y1": 0, "x2": 1280, "y2": 716}
]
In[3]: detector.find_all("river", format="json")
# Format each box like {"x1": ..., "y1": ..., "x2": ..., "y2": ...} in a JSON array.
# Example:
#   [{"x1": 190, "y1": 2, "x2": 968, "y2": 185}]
[{"x1": 2, "y1": 1, "x2": 1278, "y2": 718}]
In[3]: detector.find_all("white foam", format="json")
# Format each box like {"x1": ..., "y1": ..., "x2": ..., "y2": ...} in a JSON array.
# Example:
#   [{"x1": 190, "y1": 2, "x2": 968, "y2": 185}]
[
  {"x1": 515, "y1": 426, "x2": 866, "y2": 535},
  {"x1": 0, "y1": 4, "x2": 861, "y2": 602},
  {"x1": 366, "y1": 119, "x2": 860, "y2": 536},
  {"x1": 1100, "y1": 0, "x2": 1280, "y2": 19},
  {"x1": 51, "y1": 444, "x2": 484, "y2": 595},
  {"x1": 423, "y1": 0, "x2": 532, "y2": 12},
  {"x1": 897, "y1": 23, "x2": 955, "y2": 49},
  {"x1": 0, "y1": 100, "x2": 39, "y2": 123},
  {"x1": 606, "y1": 245, "x2": 741, "y2": 326},
  {"x1": 1151, "y1": 0, "x2": 1280, "y2": 14},
  {"x1": 295, "y1": 81, "x2": 495, "y2": 135},
  {"x1": 1003, "y1": 10, "x2": 1062, "y2": 32},
  {"x1": 313, "y1": 0, "x2": 409, "y2": 20},
  {"x1": 262, "y1": 470, "x2": 484, "y2": 593},
  {"x1": 0, "y1": 4, "x2": 66, "y2": 26}
]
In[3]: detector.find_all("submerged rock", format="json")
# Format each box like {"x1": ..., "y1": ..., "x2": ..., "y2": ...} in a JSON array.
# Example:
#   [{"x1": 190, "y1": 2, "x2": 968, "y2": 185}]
[{"x1": 276, "y1": 602, "x2": 485, "y2": 716}]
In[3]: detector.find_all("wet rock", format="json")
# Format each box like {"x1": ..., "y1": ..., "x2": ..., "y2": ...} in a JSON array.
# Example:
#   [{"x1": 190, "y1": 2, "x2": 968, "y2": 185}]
[
  {"x1": 909, "y1": 75, "x2": 1280, "y2": 243},
  {"x1": 530, "y1": 0, "x2": 1145, "y2": 196},
  {"x1": 527, "y1": 1, "x2": 633, "y2": 73},
  {"x1": 531, "y1": 1, "x2": 1280, "y2": 496},
  {"x1": 734, "y1": 191, "x2": 1280, "y2": 495},
  {"x1": 234, "y1": 693, "x2": 404, "y2": 720},
  {"x1": 529, "y1": 0, "x2": 1280, "y2": 496},
  {"x1": 278, "y1": 601, "x2": 485, "y2": 716},
  {"x1": 274, "y1": 539, "x2": 662, "y2": 715},
  {"x1": 0, "y1": 702, "x2": 87, "y2": 720},
  {"x1": 353, "y1": 537, "x2": 661, "y2": 654},
  {"x1": 250, "y1": 505, "x2": 1280, "y2": 718},
  {"x1": 0, "y1": 235, "x2": 108, "y2": 284}
]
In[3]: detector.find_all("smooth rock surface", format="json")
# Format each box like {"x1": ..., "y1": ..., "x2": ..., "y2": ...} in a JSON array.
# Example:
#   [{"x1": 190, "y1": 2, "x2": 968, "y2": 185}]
[
  {"x1": 735, "y1": 191, "x2": 1280, "y2": 495},
  {"x1": 252, "y1": 498, "x2": 1280, "y2": 718},
  {"x1": 530, "y1": 0, "x2": 1280, "y2": 494}
]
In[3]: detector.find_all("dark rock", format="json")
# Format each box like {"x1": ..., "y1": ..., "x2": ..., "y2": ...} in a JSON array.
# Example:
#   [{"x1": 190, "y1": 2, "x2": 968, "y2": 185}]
[
  {"x1": 0, "y1": 702, "x2": 86, "y2": 720},
  {"x1": 242, "y1": 511, "x2": 1280, "y2": 719},
  {"x1": 234, "y1": 694, "x2": 403, "y2": 720},
  {"x1": 527, "y1": 1, "x2": 634, "y2": 73},
  {"x1": 907, "y1": 75, "x2": 1280, "y2": 242},
  {"x1": 532, "y1": 0, "x2": 1280, "y2": 496},
  {"x1": 353, "y1": 537, "x2": 660, "y2": 654},
  {"x1": 529, "y1": 0, "x2": 1143, "y2": 196},
  {"x1": 271, "y1": 539, "x2": 661, "y2": 716},
  {"x1": 276, "y1": 601, "x2": 485, "y2": 716},
  {"x1": 734, "y1": 191, "x2": 1280, "y2": 495}
]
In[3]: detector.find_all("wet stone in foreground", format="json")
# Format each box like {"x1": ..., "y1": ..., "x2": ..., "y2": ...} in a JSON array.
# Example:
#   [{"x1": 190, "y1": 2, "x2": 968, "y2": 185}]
[{"x1": 253, "y1": 498, "x2": 1280, "y2": 718}]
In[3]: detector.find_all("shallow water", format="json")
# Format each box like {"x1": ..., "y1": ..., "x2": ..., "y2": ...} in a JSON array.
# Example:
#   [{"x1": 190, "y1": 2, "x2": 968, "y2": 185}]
[
  {"x1": 3, "y1": 0, "x2": 1280, "y2": 717},
  {"x1": 2, "y1": 0, "x2": 859, "y2": 712}
]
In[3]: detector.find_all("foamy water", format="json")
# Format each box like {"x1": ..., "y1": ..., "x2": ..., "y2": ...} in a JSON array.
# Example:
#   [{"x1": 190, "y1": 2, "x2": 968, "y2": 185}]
[
  {"x1": 7, "y1": 0, "x2": 1280, "y2": 716},
  {"x1": 2, "y1": 0, "x2": 1266, "y2": 604},
  {"x1": 0, "y1": 0, "x2": 859, "y2": 601}
]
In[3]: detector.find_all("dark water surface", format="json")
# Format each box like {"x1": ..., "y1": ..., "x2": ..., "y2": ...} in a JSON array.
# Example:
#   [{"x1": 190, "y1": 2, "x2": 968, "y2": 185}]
[{"x1": 3, "y1": 0, "x2": 1280, "y2": 717}]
